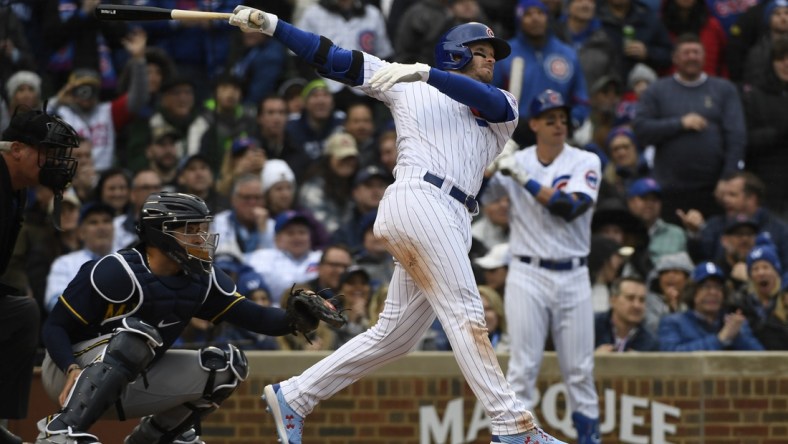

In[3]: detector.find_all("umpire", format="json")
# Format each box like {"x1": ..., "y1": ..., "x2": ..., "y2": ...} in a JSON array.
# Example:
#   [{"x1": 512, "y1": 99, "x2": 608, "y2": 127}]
[{"x1": 0, "y1": 108, "x2": 79, "y2": 444}]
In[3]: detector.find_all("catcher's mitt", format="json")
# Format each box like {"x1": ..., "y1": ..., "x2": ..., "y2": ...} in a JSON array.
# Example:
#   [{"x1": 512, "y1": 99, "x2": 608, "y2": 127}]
[{"x1": 286, "y1": 287, "x2": 347, "y2": 342}]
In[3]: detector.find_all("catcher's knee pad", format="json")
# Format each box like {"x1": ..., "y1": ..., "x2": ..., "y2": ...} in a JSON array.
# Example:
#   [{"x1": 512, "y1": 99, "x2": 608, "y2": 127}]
[
  {"x1": 105, "y1": 317, "x2": 164, "y2": 379},
  {"x1": 198, "y1": 343, "x2": 249, "y2": 404}
]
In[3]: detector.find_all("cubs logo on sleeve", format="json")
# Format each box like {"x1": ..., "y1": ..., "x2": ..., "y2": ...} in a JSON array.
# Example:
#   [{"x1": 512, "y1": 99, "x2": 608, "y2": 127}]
[
  {"x1": 551, "y1": 174, "x2": 571, "y2": 190},
  {"x1": 585, "y1": 170, "x2": 599, "y2": 190}
]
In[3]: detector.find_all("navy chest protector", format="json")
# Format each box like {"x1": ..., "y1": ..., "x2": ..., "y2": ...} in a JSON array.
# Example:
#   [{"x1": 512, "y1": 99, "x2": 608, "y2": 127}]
[{"x1": 90, "y1": 249, "x2": 235, "y2": 328}]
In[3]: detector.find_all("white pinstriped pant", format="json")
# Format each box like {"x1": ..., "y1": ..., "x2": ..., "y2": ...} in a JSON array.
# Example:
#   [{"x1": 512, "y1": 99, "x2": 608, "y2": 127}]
[
  {"x1": 279, "y1": 168, "x2": 534, "y2": 436},
  {"x1": 505, "y1": 260, "x2": 599, "y2": 419}
]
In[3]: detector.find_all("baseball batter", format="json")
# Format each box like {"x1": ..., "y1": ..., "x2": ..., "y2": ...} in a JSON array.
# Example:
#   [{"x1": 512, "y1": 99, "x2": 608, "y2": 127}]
[
  {"x1": 228, "y1": 7, "x2": 565, "y2": 444},
  {"x1": 484, "y1": 90, "x2": 602, "y2": 443}
]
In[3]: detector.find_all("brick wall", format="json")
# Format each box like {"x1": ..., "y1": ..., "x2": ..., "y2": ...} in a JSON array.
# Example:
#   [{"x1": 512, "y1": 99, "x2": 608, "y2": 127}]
[{"x1": 12, "y1": 352, "x2": 788, "y2": 443}]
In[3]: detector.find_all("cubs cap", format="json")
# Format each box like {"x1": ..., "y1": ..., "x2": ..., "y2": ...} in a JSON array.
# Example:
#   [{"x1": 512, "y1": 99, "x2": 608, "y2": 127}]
[
  {"x1": 627, "y1": 178, "x2": 662, "y2": 198},
  {"x1": 274, "y1": 210, "x2": 312, "y2": 234},
  {"x1": 529, "y1": 89, "x2": 570, "y2": 118},
  {"x1": 691, "y1": 261, "x2": 725, "y2": 284}
]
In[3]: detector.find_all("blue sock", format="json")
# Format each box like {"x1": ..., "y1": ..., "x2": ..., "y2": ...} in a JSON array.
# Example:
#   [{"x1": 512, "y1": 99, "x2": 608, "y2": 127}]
[{"x1": 495, "y1": 433, "x2": 526, "y2": 444}]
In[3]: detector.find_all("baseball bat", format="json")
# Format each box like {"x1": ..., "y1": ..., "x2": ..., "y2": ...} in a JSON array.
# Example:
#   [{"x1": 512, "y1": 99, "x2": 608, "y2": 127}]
[
  {"x1": 95, "y1": 4, "x2": 233, "y2": 21},
  {"x1": 508, "y1": 56, "x2": 525, "y2": 103}
]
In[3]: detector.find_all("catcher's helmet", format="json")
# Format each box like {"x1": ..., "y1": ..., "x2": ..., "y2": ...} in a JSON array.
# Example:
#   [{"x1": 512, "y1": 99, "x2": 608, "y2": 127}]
[
  {"x1": 137, "y1": 192, "x2": 218, "y2": 275},
  {"x1": 529, "y1": 89, "x2": 571, "y2": 118},
  {"x1": 434, "y1": 22, "x2": 511, "y2": 71}
]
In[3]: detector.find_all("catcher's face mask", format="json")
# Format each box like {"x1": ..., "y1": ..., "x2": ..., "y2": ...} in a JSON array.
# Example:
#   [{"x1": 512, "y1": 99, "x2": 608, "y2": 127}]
[{"x1": 164, "y1": 220, "x2": 219, "y2": 274}]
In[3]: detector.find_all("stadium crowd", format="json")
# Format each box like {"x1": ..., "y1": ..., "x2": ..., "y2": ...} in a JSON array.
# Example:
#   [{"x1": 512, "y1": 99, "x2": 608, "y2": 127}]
[{"x1": 2, "y1": 0, "x2": 787, "y2": 362}]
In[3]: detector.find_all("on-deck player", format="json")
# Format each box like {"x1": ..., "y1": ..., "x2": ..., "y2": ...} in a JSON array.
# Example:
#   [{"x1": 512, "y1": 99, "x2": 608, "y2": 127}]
[
  {"x1": 484, "y1": 89, "x2": 602, "y2": 443},
  {"x1": 228, "y1": 6, "x2": 566, "y2": 444}
]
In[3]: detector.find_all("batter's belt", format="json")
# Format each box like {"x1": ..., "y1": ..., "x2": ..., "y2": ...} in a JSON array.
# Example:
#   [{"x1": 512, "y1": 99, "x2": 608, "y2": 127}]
[{"x1": 517, "y1": 255, "x2": 587, "y2": 271}]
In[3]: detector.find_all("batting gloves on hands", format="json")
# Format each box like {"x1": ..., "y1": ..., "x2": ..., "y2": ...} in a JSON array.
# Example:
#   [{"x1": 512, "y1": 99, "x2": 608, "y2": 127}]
[
  {"x1": 228, "y1": 6, "x2": 277, "y2": 35},
  {"x1": 369, "y1": 63, "x2": 430, "y2": 92},
  {"x1": 497, "y1": 154, "x2": 530, "y2": 186},
  {"x1": 486, "y1": 138, "x2": 520, "y2": 174}
]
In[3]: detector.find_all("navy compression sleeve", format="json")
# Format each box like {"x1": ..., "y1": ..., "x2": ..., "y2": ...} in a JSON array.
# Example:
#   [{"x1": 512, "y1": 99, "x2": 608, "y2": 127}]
[
  {"x1": 274, "y1": 20, "x2": 363, "y2": 86},
  {"x1": 426, "y1": 69, "x2": 515, "y2": 123},
  {"x1": 221, "y1": 298, "x2": 292, "y2": 336}
]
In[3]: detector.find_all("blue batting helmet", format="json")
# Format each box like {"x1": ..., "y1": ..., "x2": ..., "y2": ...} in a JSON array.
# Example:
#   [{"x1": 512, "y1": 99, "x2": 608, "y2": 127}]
[
  {"x1": 529, "y1": 89, "x2": 571, "y2": 118},
  {"x1": 434, "y1": 22, "x2": 511, "y2": 71}
]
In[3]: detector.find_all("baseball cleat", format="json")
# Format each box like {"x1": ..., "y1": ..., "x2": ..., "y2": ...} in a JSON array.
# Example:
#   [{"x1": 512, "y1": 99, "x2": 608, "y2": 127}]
[
  {"x1": 263, "y1": 384, "x2": 303, "y2": 444},
  {"x1": 491, "y1": 426, "x2": 568, "y2": 444}
]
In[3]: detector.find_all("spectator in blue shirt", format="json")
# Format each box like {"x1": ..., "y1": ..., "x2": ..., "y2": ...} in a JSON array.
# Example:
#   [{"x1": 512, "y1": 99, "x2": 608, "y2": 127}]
[{"x1": 658, "y1": 261, "x2": 765, "y2": 351}]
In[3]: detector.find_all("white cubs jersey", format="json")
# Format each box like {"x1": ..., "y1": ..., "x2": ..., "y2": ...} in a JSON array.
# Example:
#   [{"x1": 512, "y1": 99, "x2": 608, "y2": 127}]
[
  {"x1": 486, "y1": 144, "x2": 601, "y2": 258},
  {"x1": 358, "y1": 54, "x2": 519, "y2": 197},
  {"x1": 57, "y1": 102, "x2": 115, "y2": 172}
]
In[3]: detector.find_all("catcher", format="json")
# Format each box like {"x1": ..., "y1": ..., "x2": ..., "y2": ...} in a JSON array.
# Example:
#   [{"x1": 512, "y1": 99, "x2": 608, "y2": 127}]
[{"x1": 35, "y1": 192, "x2": 345, "y2": 444}]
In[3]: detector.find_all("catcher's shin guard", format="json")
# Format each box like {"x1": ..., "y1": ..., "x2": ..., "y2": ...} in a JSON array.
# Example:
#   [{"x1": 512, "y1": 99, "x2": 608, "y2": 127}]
[
  {"x1": 45, "y1": 318, "x2": 162, "y2": 438},
  {"x1": 124, "y1": 345, "x2": 247, "y2": 444}
]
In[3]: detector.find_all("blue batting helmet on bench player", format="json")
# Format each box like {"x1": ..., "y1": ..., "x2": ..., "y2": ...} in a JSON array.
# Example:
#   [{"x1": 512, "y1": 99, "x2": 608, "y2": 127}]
[{"x1": 434, "y1": 22, "x2": 511, "y2": 71}]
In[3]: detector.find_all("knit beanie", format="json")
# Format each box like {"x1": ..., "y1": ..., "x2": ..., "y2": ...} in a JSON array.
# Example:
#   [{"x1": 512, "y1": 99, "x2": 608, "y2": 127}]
[
  {"x1": 5, "y1": 70, "x2": 42, "y2": 99},
  {"x1": 517, "y1": 0, "x2": 548, "y2": 18},
  {"x1": 764, "y1": 0, "x2": 788, "y2": 26},
  {"x1": 627, "y1": 63, "x2": 657, "y2": 90},
  {"x1": 747, "y1": 243, "x2": 782, "y2": 276}
]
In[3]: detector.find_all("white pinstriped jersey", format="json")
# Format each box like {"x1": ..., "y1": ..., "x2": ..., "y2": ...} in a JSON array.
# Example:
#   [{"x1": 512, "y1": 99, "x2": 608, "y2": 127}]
[
  {"x1": 485, "y1": 144, "x2": 601, "y2": 258},
  {"x1": 357, "y1": 55, "x2": 519, "y2": 196}
]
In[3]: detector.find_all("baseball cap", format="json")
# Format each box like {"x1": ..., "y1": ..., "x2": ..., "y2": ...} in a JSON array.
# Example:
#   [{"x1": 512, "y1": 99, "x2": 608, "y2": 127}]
[
  {"x1": 353, "y1": 165, "x2": 393, "y2": 187},
  {"x1": 627, "y1": 177, "x2": 662, "y2": 198},
  {"x1": 339, "y1": 265, "x2": 371, "y2": 287},
  {"x1": 529, "y1": 89, "x2": 570, "y2": 118},
  {"x1": 691, "y1": 261, "x2": 725, "y2": 283},
  {"x1": 274, "y1": 210, "x2": 312, "y2": 234},
  {"x1": 151, "y1": 124, "x2": 180, "y2": 144},
  {"x1": 78, "y1": 201, "x2": 115, "y2": 224},
  {"x1": 589, "y1": 74, "x2": 622, "y2": 95},
  {"x1": 231, "y1": 136, "x2": 260, "y2": 156},
  {"x1": 176, "y1": 153, "x2": 211, "y2": 176},
  {"x1": 324, "y1": 132, "x2": 359, "y2": 159},
  {"x1": 261, "y1": 159, "x2": 296, "y2": 193},
  {"x1": 474, "y1": 243, "x2": 511, "y2": 270},
  {"x1": 723, "y1": 214, "x2": 759, "y2": 235},
  {"x1": 48, "y1": 188, "x2": 81, "y2": 215}
]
